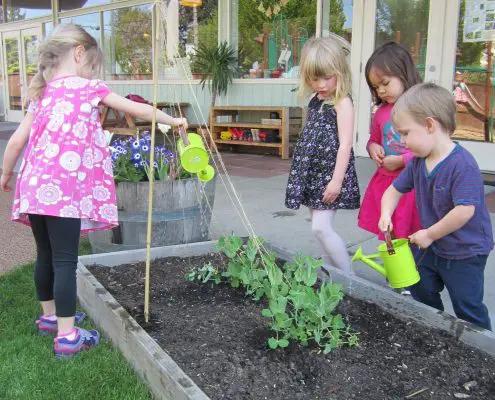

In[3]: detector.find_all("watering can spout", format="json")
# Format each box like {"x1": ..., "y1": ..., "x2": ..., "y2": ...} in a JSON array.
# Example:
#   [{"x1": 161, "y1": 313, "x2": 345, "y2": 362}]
[{"x1": 352, "y1": 247, "x2": 387, "y2": 278}]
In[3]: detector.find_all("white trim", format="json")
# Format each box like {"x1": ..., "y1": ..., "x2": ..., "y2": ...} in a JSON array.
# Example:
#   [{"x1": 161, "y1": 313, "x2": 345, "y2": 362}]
[
  {"x1": 354, "y1": 0, "x2": 376, "y2": 158},
  {"x1": 58, "y1": 0, "x2": 152, "y2": 19},
  {"x1": 105, "y1": 78, "x2": 299, "y2": 85},
  {"x1": 107, "y1": 80, "x2": 201, "y2": 85},
  {"x1": 0, "y1": 19, "x2": 48, "y2": 33}
]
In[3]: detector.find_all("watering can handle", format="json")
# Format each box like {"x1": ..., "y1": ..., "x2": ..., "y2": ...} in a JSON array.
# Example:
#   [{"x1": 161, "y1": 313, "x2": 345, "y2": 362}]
[
  {"x1": 384, "y1": 228, "x2": 396, "y2": 255},
  {"x1": 178, "y1": 126, "x2": 190, "y2": 146}
]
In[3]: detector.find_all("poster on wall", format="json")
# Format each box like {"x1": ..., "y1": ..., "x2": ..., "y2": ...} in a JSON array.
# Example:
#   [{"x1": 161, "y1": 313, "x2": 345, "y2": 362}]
[{"x1": 464, "y1": 0, "x2": 495, "y2": 42}]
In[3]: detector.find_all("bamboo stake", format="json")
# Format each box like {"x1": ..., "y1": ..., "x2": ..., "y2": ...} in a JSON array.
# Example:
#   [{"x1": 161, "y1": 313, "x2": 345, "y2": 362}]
[{"x1": 144, "y1": 1, "x2": 161, "y2": 324}]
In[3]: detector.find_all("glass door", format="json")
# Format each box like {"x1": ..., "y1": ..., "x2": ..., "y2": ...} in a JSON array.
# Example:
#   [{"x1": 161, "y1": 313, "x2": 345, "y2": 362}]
[
  {"x1": 353, "y1": 0, "x2": 451, "y2": 158},
  {"x1": 2, "y1": 27, "x2": 41, "y2": 122}
]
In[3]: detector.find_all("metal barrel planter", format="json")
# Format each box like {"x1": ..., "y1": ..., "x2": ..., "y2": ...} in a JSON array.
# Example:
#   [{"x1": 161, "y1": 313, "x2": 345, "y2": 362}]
[{"x1": 88, "y1": 177, "x2": 216, "y2": 253}]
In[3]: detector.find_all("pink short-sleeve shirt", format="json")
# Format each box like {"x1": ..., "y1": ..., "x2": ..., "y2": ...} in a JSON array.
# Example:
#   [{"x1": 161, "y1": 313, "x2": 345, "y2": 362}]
[{"x1": 12, "y1": 75, "x2": 118, "y2": 233}]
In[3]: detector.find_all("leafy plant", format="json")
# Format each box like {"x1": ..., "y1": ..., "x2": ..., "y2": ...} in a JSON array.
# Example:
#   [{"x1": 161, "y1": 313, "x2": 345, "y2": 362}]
[
  {"x1": 110, "y1": 131, "x2": 191, "y2": 183},
  {"x1": 186, "y1": 234, "x2": 359, "y2": 353},
  {"x1": 193, "y1": 41, "x2": 240, "y2": 106}
]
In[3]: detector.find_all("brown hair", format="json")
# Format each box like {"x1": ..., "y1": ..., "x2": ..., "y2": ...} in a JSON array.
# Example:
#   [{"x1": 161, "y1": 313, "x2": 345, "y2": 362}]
[
  {"x1": 392, "y1": 83, "x2": 457, "y2": 134},
  {"x1": 28, "y1": 24, "x2": 103, "y2": 100},
  {"x1": 298, "y1": 36, "x2": 352, "y2": 105},
  {"x1": 365, "y1": 41, "x2": 422, "y2": 105}
]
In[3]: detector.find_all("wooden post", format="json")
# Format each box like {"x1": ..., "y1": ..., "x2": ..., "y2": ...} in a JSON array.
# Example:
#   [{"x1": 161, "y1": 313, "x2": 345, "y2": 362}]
[
  {"x1": 291, "y1": 24, "x2": 298, "y2": 68},
  {"x1": 144, "y1": 3, "x2": 161, "y2": 324},
  {"x1": 395, "y1": 31, "x2": 401, "y2": 43},
  {"x1": 263, "y1": 24, "x2": 269, "y2": 70},
  {"x1": 485, "y1": 41, "x2": 492, "y2": 142},
  {"x1": 414, "y1": 32, "x2": 421, "y2": 64}
]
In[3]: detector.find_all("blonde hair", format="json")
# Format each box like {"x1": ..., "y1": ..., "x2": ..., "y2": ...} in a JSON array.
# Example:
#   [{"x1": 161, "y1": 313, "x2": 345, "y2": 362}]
[
  {"x1": 392, "y1": 83, "x2": 456, "y2": 134},
  {"x1": 298, "y1": 36, "x2": 352, "y2": 105},
  {"x1": 28, "y1": 24, "x2": 103, "y2": 100}
]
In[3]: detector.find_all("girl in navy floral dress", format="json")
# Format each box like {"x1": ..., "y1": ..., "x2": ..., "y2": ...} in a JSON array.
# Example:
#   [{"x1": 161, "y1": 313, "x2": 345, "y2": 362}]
[{"x1": 285, "y1": 37, "x2": 360, "y2": 276}]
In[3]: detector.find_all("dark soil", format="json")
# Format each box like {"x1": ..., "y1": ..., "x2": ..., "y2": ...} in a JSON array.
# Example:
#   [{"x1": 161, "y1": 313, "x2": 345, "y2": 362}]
[{"x1": 88, "y1": 254, "x2": 495, "y2": 400}]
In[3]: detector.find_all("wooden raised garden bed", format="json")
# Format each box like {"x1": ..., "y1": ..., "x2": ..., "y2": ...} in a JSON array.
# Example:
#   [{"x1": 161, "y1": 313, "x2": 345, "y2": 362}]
[{"x1": 77, "y1": 241, "x2": 495, "y2": 400}]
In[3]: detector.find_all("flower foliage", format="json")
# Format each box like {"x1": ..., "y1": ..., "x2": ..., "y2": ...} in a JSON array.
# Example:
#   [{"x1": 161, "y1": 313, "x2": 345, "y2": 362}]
[{"x1": 110, "y1": 131, "x2": 191, "y2": 183}]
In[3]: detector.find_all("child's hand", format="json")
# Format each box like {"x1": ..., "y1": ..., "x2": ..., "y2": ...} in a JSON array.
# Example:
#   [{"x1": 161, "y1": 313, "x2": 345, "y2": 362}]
[
  {"x1": 322, "y1": 180, "x2": 342, "y2": 204},
  {"x1": 409, "y1": 229, "x2": 433, "y2": 249},
  {"x1": 0, "y1": 172, "x2": 13, "y2": 192},
  {"x1": 172, "y1": 117, "x2": 188, "y2": 130},
  {"x1": 382, "y1": 155, "x2": 404, "y2": 171},
  {"x1": 378, "y1": 213, "x2": 393, "y2": 233},
  {"x1": 368, "y1": 143, "x2": 385, "y2": 167}
]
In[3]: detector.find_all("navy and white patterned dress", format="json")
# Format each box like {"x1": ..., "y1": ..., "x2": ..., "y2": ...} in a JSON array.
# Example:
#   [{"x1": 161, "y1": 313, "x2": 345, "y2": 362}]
[{"x1": 285, "y1": 95, "x2": 360, "y2": 210}]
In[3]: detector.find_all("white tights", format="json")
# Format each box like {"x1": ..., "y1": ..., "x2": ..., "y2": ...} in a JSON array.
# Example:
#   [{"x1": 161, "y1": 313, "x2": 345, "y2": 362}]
[{"x1": 310, "y1": 208, "x2": 352, "y2": 275}]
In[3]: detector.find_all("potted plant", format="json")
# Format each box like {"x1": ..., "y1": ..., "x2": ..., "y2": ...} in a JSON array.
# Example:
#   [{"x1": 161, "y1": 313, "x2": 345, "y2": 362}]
[
  {"x1": 87, "y1": 130, "x2": 216, "y2": 253},
  {"x1": 193, "y1": 41, "x2": 240, "y2": 106}
]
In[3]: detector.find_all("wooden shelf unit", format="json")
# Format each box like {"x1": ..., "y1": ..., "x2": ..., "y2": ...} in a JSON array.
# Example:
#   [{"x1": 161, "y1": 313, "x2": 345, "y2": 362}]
[{"x1": 209, "y1": 106, "x2": 303, "y2": 159}]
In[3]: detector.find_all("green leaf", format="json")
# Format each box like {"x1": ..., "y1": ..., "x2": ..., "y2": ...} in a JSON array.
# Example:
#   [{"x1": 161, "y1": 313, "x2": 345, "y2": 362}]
[
  {"x1": 267, "y1": 337, "x2": 278, "y2": 349},
  {"x1": 278, "y1": 339, "x2": 289, "y2": 348},
  {"x1": 331, "y1": 314, "x2": 345, "y2": 330},
  {"x1": 245, "y1": 237, "x2": 258, "y2": 262},
  {"x1": 261, "y1": 308, "x2": 273, "y2": 318},
  {"x1": 269, "y1": 296, "x2": 287, "y2": 315}
]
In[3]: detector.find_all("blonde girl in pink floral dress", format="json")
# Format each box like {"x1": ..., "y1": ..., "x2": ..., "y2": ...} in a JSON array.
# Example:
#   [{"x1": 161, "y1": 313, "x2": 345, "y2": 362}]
[{"x1": 0, "y1": 24, "x2": 188, "y2": 358}]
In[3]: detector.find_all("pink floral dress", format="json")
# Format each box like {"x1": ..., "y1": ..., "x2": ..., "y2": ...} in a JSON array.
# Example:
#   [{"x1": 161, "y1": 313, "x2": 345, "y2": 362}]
[{"x1": 12, "y1": 75, "x2": 118, "y2": 233}]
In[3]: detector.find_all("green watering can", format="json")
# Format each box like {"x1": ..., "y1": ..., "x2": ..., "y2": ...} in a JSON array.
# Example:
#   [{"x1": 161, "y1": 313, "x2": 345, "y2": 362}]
[
  {"x1": 177, "y1": 130, "x2": 215, "y2": 182},
  {"x1": 352, "y1": 230, "x2": 420, "y2": 289}
]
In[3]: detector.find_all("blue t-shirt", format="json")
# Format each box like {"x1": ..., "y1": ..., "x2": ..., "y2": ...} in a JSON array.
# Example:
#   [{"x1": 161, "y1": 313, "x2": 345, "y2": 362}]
[{"x1": 393, "y1": 144, "x2": 493, "y2": 259}]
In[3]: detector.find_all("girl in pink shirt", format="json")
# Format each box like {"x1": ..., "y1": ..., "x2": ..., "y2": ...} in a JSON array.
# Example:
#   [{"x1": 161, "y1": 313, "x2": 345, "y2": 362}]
[
  {"x1": 0, "y1": 24, "x2": 187, "y2": 358},
  {"x1": 358, "y1": 42, "x2": 421, "y2": 243}
]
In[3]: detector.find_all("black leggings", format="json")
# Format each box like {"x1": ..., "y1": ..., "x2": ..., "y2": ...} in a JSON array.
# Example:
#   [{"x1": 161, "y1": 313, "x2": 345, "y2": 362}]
[{"x1": 29, "y1": 214, "x2": 81, "y2": 317}]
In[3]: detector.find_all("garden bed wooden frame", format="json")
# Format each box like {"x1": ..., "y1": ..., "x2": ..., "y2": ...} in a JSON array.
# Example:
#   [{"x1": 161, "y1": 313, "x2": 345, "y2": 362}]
[{"x1": 77, "y1": 241, "x2": 495, "y2": 400}]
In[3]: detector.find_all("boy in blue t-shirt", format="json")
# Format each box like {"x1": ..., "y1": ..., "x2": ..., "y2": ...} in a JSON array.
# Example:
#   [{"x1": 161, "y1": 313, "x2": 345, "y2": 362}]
[{"x1": 379, "y1": 83, "x2": 493, "y2": 331}]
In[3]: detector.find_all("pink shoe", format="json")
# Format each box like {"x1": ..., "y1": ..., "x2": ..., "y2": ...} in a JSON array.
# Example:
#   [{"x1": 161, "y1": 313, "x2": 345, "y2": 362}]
[
  {"x1": 53, "y1": 327, "x2": 100, "y2": 359},
  {"x1": 36, "y1": 311, "x2": 86, "y2": 336}
]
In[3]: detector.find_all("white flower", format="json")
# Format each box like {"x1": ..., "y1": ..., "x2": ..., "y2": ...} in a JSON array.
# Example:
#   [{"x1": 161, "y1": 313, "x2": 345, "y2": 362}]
[
  {"x1": 93, "y1": 148, "x2": 103, "y2": 163},
  {"x1": 93, "y1": 186, "x2": 110, "y2": 201},
  {"x1": 98, "y1": 203, "x2": 118, "y2": 221},
  {"x1": 94, "y1": 128, "x2": 106, "y2": 147},
  {"x1": 64, "y1": 77, "x2": 87, "y2": 89},
  {"x1": 44, "y1": 143, "x2": 60, "y2": 159},
  {"x1": 52, "y1": 101, "x2": 74, "y2": 116},
  {"x1": 80, "y1": 102, "x2": 92, "y2": 114},
  {"x1": 59, "y1": 151, "x2": 81, "y2": 171},
  {"x1": 102, "y1": 157, "x2": 113, "y2": 176},
  {"x1": 60, "y1": 205, "x2": 79, "y2": 218},
  {"x1": 82, "y1": 148, "x2": 93, "y2": 169},
  {"x1": 41, "y1": 97, "x2": 52, "y2": 107},
  {"x1": 20, "y1": 198, "x2": 30, "y2": 212},
  {"x1": 46, "y1": 113, "x2": 64, "y2": 132},
  {"x1": 36, "y1": 184, "x2": 62, "y2": 205},
  {"x1": 80, "y1": 196, "x2": 94, "y2": 215},
  {"x1": 36, "y1": 131, "x2": 51, "y2": 149},
  {"x1": 104, "y1": 130, "x2": 114, "y2": 145},
  {"x1": 73, "y1": 121, "x2": 88, "y2": 139},
  {"x1": 158, "y1": 123, "x2": 171, "y2": 134}
]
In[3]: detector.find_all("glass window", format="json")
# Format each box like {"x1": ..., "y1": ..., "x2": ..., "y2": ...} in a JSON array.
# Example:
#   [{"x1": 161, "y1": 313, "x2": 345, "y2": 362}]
[
  {"x1": 44, "y1": 22, "x2": 54, "y2": 38},
  {"x1": 5, "y1": 37, "x2": 21, "y2": 110},
  {"x1": 61, "y1": 13, "x2": 101, "y2": 43},
  {"x1": 323, "y1": 0, "x2": 353, "y2": 44},
  {"x1": 375, "y1": 0, "x2": 430, "y2": 77},
  {"x1": 178, "y1": 0, "x2": 218, "y2": 78},
  {"x1": 453, "y1": 0, "x2": 494, "y2": 143},
  {"x1": 103, "y1": 5, "x2": 153, "y2": 80},
  {"x1": 60, "y1": 0, "x2": 110, "y2": 12},
  {"x1": 23, "y1": 32, "x2": 39, "y2": 88},
  {"x1": 0, "y1": 0, "x2": 51, "y2": 22},
  {"x1": 237, "y1": 0, "x2": 317, "y2": 79}
]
